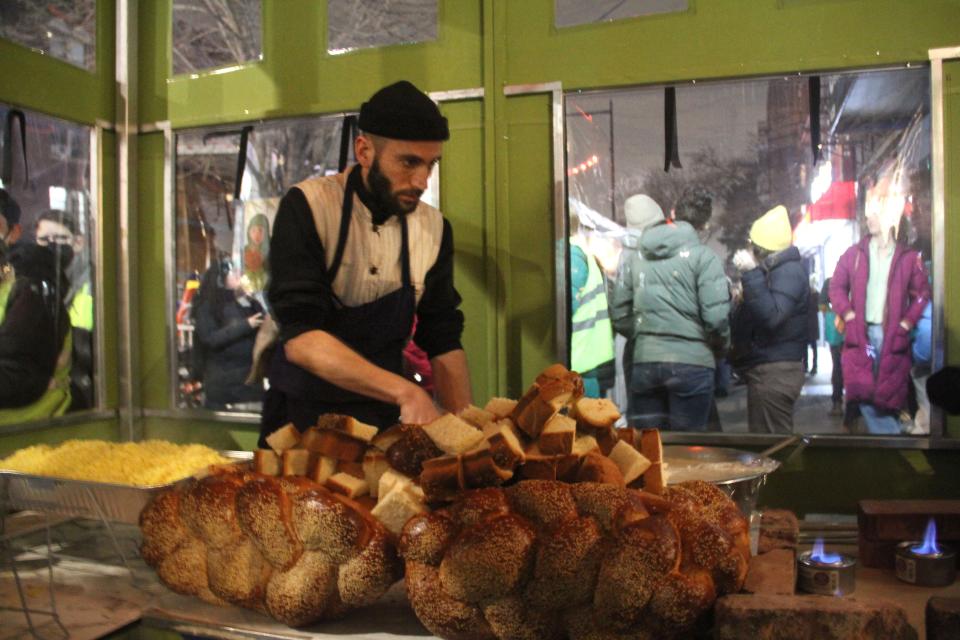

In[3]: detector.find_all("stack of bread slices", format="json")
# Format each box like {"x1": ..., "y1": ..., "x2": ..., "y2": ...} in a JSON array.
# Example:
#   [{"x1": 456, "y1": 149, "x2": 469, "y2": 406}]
[{"x1": 253, "y1": 364, "x2": 668, "y2": 537}]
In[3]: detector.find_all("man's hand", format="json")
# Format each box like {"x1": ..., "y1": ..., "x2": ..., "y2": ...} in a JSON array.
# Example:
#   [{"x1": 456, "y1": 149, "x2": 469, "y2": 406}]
[
  {"x1": 396, "y1": 383, "x2": 441, "y2": 424},
  {"x1": 732, "y1": 248, "x2": 758, "y2": 273},
  {"x1": 247, "y1": 312, "x2": 265, "y2": 329},
  {"x1": 843, "y1": 311, "x2": 856, "y2": 322}
]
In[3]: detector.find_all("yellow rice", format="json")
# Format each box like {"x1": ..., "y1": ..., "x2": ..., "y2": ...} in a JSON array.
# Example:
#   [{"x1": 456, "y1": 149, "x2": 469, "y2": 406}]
[{"x1": 0, "y1": 439, "x2": 232, "y2": 486}]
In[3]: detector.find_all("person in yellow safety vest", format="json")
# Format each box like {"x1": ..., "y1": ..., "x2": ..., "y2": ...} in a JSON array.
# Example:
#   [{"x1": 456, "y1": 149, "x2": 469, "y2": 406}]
[
  {"x1": 36, "y1": 209, "x2": 94, "y2": 409},
  {"x1": 0, "y1": 241, "x2": 72, "y2": 424},
  {"x1": 570, "y1": 214, "x2": 615, "y2": 398}
]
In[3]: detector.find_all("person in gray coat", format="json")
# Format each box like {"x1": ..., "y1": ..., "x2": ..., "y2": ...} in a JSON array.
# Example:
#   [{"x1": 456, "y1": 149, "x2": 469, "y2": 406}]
[{"x1": 611, "y1": 213, "x2": 730, "y2": 431}]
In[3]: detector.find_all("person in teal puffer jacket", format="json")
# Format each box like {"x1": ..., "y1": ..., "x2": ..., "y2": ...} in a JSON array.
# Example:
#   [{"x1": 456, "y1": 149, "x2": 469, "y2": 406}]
[{"x1": 611, "y1": 216, "x2": 730, "y2": 431}]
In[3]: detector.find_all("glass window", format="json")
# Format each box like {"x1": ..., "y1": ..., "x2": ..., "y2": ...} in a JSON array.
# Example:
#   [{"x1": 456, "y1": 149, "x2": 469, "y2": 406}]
[
  {"x1": 0, "y1": 105, "x2": 96, "y2": 423},
  {"x1": 565, "y1": 66, "x2": 933, "y2": 437},
  {"x1": 174, "y1": 114, "x2": 350, "y2": 411},
  {"x1": 0, "y1": 0, "x2": 96, "y2": 71},
  {"x1": 555, "y1": 0, "x2": 688, "y2": 29},
  {"x1": 327, "y1": 0, "x2": 438, "y2": 56},
  {"x1": 172, "y1": 0, "x2": 262, "y2": 75}
]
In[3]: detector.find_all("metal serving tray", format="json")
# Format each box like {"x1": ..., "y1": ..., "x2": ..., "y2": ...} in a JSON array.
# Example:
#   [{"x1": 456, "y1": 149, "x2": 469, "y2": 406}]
[{"x1": 0, "y1": 450, "x2": 252, "y2": 525}]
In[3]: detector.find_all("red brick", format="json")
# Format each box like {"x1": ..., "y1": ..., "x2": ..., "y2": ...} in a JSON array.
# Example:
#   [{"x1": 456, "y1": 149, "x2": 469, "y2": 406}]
[
  {"x1": 743, "y1": 549, "x2": 796, "y2": 596},
  {"x1": 715, "y1": 594, "x2": 917, "y2": 640},
  {"x1": 927, "y1": 597, "x2": 960, "y2": 640}
]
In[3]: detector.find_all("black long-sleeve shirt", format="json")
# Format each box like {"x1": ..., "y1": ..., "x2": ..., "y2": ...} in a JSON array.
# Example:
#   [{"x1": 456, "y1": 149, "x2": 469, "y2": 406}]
[{"x1": 267, "y1": 177, "x2": 464, "y2": 359}]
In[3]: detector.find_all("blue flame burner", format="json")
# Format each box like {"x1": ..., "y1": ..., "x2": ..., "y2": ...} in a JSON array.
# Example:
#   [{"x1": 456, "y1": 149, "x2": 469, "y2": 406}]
[
  {"x1": 895, "y1": 542, "x2": 956, "y2": 587},
  {"x1": 797, "y1": 547, "x2": 857, "y2": 596}
]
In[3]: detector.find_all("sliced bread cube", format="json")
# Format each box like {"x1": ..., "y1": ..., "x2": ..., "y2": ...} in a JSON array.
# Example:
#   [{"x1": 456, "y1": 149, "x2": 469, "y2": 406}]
[
  {"x1": 265, "y1": 423, "x2": 301, "y2": 455},
  {"x1": 326, "y1": 472, "x2": 369, "y2": 499},
  {"x1": 422, "y1": 413, "x2": 485, "y2": 454},
  {"x1": 607, "y1": 440, "x2": 652, "y2": 485},
  {"x1": 640, "y1": 428, "x2": 663, "y2": 463},
  {"x1": 572, "y1": 434, "x2": 600, "y2": 456},
  {"x1": 371, "y1": 485, "x2": 428, "y2": 535},
  {"x1": 254, "y1": 449, "x2": 281, "y2": 476},
  {"x1": 538, "y1": 413, "x2": 576, "y2": 455},
  {"x1": 363, "y1": 450, "x2": 391, "y2": 498},
  {"x1": 282, "y1": 449, "x2": 314, "y2": 476},
  {"x1": 571, "y1": 397, "x2": 621, "y2": 431},
  {"x1": 309, "y1": 456, "x2": 337, "y2": 484},
  {"x1": 484, "y1": 397, "x2": 518, "y2": 419},
  {"x1": 458, "y1": 404, "x2": 497, "y2": 429}
]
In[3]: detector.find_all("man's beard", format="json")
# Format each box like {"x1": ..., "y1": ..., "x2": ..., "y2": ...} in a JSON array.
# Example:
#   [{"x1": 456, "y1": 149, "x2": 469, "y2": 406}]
[{"x1": 368, "y1": 158, "x2": 423, "y2": 216}]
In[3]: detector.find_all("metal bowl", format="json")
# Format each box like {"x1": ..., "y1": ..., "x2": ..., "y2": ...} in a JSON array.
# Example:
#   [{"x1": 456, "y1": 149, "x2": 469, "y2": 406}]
[{"x1": 663, "y1": 445, "x2": 781, "y2": 516}]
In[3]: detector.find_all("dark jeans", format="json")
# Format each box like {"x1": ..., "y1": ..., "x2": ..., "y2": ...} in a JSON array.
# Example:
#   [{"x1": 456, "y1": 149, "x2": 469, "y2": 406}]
[{"x1": 629, "y1": 362, "x2": 715, "y2": 431}]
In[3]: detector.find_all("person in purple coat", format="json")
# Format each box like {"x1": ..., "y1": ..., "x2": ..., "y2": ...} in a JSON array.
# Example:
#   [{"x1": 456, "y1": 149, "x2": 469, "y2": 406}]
[{"x1": 829, "y1": 194, "x2": 930, "y2": 435}]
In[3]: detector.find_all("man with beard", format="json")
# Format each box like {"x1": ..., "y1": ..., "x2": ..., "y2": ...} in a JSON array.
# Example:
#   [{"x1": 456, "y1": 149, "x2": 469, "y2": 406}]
[{"x1": 259, "y1": 81, "x2": 471, "y2": 444}]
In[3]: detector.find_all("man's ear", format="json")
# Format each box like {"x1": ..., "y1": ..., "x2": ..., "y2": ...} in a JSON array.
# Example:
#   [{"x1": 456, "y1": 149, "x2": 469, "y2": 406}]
[{"x1": 355, "y1": 135, "x2": 375, "y2": 169}]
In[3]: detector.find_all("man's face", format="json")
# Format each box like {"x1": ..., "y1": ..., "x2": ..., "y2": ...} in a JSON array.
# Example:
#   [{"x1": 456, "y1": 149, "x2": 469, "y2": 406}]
[
  {"x1": 36, "y1": 219, "x2": 75, "y2": 248},
  {"x1": 358, "y1": 137, "x2": 442, "y2": 216}
]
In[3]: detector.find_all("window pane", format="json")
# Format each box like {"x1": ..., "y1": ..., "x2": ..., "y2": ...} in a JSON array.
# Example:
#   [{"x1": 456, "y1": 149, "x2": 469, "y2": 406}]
[
  {"x1": 555, "y1": 0, "x2": 688, "y2": 29},
  {"x1": 565, "y1": 66, "x2": 932, "y2": 436},
  {"x1": 174, "y1": 115, "x2": 348, "y2": 411},
  {"x1": 327, "y1": 0, "x2": 437, "y2": 56},
  {"x1": 0, "y1": 105, "x2": 96, "y2": 422},
  {"x1": 172, "y1": 0, "x2": 262, "y2": 75},
  {"x1": 0, "y1": 0, "x2": 96, "y2": 71}
]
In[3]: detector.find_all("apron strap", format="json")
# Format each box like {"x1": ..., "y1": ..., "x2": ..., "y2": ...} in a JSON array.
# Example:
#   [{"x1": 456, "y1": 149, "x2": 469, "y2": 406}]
[
  {"x1": 400, "y1": 212, "x2": 411, "y2": 288},
  {"x1": 329, "y1": 165, "x2": 359, "y2": 283}
]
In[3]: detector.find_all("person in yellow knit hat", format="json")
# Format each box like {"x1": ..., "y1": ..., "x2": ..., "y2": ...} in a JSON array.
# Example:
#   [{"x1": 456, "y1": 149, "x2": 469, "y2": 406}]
[{"x1": 730, "y1": 205, "x2": 810, "y2": 433}]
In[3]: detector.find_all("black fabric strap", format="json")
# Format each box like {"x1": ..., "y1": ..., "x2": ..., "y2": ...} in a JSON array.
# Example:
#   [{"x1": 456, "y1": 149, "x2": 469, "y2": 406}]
[
  {"x1": 234, "y1": 125, "x2": 254, "y2": 201},
  {"x1": 809, "y1": 76, "x2": 822, "y2": 164},
  {"x1": 2, "y1": 110, "x2": 29, "y2": 187},
  {"x1": 338, "y1": 114, "x2": 358, "y2": 173},
  {"x1": 664, "y1": 87, "x2": 682, "y2": 172},
  {"x1": 400, "y1": 212, "x2": 411, "y2": 288}
]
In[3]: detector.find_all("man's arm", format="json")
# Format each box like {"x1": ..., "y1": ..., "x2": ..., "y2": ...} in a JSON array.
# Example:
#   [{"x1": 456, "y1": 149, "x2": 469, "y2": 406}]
[
  {"x1": 430, "y1": 348, "x2": 472, "y2": 414},
  {"x1": 413, "y1": 218, "x2": 471, "y2": 414},
  {"x1": 285, "y1": 330, "x2": 439, "y2": 424}
]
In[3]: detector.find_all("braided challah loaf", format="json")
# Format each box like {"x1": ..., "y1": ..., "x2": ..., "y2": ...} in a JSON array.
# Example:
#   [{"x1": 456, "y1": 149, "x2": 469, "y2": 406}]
[
  {"x1": 140, "y1": 466, "x2": 401, "y2": 626},
  {"x1": 399, "y1": 479, "x2": 749, "y2": 640}
]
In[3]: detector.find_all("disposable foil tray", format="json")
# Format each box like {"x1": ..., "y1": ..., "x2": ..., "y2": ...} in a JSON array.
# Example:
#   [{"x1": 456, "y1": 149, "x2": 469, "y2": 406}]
[{"x1": 0, "y1": 450, "x2": 252, "y2": 525}]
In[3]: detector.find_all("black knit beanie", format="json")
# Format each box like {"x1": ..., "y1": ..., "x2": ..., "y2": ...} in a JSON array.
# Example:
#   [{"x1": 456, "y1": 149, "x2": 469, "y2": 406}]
[{"x1": 359, "y1": 81, "x2": 449, "y2": 141}]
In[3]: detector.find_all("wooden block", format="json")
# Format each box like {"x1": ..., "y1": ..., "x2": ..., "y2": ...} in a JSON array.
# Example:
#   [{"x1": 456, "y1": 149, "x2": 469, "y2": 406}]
[{"x1": 742, "y1": 549, "x2": 796, "y2": 596}]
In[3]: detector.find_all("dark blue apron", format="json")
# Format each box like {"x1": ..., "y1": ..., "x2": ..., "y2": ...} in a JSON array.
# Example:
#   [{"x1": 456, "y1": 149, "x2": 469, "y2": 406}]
[{"x1": 259, "y1": 166, "x2": 416, "y2": 444}]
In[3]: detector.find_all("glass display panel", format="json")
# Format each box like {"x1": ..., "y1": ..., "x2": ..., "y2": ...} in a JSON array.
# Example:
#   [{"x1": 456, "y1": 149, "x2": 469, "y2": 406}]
[
  {"x1": 0, "y1": 0, "x2": 96, "y2": 71},
  {"x1": 327, "y1": 0, "x2": 437, "y2": 56},
  {"x1": 172, "y1": 0, "x2": 262, "y2": 75},
  {"x1": 565, "y1": 66, "x2": 933, "y2": 437},
  {"x1": 555, "y1": 0, "x2": 688, "y2": 29},
  {"x1": 0, "y1": 105, "x2": 96, "y2": 423},
  {"x1": 173, "y1": 115, "x2": 349, "y2": 411}
]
